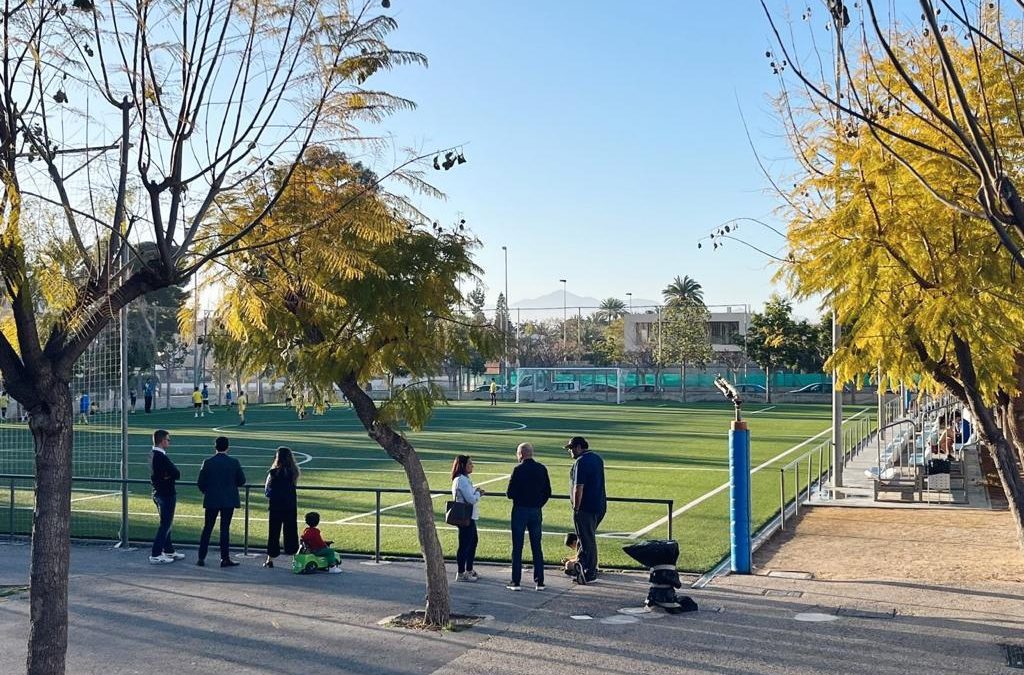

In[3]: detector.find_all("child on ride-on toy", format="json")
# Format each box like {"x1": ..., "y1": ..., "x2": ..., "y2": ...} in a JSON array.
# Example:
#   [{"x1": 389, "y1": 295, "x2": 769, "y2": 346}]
[{"x1": 299, "y1": 511, "x2": 341, "y2": 574}]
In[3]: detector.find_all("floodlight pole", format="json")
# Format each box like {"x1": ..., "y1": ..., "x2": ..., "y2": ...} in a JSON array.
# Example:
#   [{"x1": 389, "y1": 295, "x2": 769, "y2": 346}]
[
  {"x1": 502, "y1": 245, "x2": 509, "y2": 390},
  {"x1": 831, "y1": 311, "x2": 843, "y2": 488},
  {"x1": 560, "y1": 279, "x2": 567, "y2": 354}
]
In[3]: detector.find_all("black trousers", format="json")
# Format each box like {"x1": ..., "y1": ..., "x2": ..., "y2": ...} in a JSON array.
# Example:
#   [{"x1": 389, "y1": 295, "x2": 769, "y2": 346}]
[
  {"x1": 510, "y1": 506, "x2": 544, "y2": 585},
  {"x1": 456, "y1": 520, "x2": 478, "y2": 573},
  {"x1": 144, "y1": 395, "x2": 153, "y2": 413},
  {"x1": 267, "y1": 508, "x2": 298, "y2": 558},
  {"x1": 198, "y1": 507, "x2": 234, "y2": 561},
  {"x1": 573, "y1": 510, "x2": 604, "y2": 578}
]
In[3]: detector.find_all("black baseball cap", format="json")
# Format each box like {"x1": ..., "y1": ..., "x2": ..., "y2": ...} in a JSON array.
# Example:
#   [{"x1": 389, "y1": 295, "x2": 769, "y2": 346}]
[{"x1": 563, "y1": 436, "x2": 588, "y2": 450}]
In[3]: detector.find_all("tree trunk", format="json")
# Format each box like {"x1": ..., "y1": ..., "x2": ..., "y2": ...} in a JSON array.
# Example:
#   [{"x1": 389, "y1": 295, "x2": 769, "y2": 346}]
[
  {"x1": 27, "y1": 384, "x2": 74, "y2": 675},
  {"x1": 968, "y1": 395, "x2": 1024, "y2": 549},
  {"x1": 1005, "y1": 357, "x2": 1024, "y2": 469},
  {"x1": 337, "y1": 377, "x2": 451, "y2": 626},
  {"x1": 765, "y1": 368, "x2": 772, "y2": 404},
  {"x1": 680, "y1": 365, "x2": 686, "y2": 402}
]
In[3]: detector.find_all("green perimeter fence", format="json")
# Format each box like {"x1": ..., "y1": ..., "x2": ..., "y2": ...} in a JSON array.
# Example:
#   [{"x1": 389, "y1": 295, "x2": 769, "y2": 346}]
[{"x1": 0, "y1": 476, "x2": 673, "y2": 570}]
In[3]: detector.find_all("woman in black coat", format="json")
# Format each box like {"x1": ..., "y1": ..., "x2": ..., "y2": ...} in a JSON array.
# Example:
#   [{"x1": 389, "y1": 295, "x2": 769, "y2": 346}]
[{"x1": 263, "y1": 446, "x2": 300, "y2": 567}]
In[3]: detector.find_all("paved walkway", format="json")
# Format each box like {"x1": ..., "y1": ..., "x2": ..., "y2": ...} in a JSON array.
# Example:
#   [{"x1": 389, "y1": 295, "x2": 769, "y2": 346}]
[{"x1": 1, "y1": 541, "x2": 1020, "y2": 674}]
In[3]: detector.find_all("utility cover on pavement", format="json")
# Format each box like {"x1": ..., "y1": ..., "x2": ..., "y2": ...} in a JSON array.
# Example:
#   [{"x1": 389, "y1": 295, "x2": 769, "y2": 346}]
[
  {"x1": 1004, "y1": 644, "x2": 1024, "y2": 669},
  {"x1": 600, "y1": 615, "x2": 641, "y2": 625},
  {"x1": 794, "y1": 612, "x2": 839, "y2": 623},
  {"x1": 763, "y1": 589, "x2": 803, "y2": 598}
]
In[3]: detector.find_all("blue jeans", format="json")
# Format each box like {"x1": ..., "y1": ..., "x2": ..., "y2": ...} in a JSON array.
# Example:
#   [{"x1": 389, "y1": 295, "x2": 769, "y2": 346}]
[
  {"x1": 151, "y1": 494, "x2": 177, "y2": 557},
  {"x1": 511, "y1": 506, "x2": 544, "y2": 585}
]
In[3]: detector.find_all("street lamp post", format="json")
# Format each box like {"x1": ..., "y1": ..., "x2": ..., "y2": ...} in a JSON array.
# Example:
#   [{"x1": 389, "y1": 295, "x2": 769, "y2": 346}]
[
  {"x1": 626, "y1": 292, "x2": 633, "y2": 314},
  {"x1": 559, "y1": 279, "x2": 567, "y2": 348},
  {"x1": 502, "y1": 246, "x2": 509, "y2": 389}
]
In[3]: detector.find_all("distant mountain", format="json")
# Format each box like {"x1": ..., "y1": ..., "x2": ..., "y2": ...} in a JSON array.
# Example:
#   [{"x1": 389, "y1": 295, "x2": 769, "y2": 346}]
[{"x1": 510, "y1": 291, "x2": 660, "y2": 320}]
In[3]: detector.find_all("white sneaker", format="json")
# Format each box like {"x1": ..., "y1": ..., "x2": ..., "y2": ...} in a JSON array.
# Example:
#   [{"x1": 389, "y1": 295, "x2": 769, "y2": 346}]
[
  {"x1": 164, "y1": 552, "x2": 185, "y2": 560},
  {"x1": 148, "y1": 555, "x2": 173, "y2": 565},
  {"x1": 328, "y1": 566, "x2": 342, "y2": 574}
]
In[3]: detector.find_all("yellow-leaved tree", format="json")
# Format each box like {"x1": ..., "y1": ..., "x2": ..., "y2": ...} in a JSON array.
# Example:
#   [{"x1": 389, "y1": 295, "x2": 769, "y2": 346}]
[
  {"x1": 211, "y1": 147, "x2": 495, "y2": 627},
  {"x1": 769, "y1": 8, "x2": 1024, "y2": 545}
]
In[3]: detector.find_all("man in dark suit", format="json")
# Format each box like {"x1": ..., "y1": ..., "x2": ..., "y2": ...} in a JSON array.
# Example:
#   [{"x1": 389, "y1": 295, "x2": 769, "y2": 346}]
[
  {"x1": 196, "y1": 436, "x2": 246, "y2": 567},
  {"x1": 505, "y1": 442, "x2": 552, "y2": 591},
  {"x1": 149, "y1": 429, "x2": 183, "y2": 564}
]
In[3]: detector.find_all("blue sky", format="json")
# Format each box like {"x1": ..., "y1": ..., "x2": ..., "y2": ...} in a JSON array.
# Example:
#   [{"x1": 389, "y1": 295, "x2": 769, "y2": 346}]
[{"x1": 363, "y1": 1, "x2": 818, "y2": 317}]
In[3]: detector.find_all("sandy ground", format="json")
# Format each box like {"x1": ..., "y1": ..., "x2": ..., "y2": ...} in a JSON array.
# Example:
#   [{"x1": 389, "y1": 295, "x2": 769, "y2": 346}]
[{"x1": 753, "y1": 506, "x2": 1024, "y2": 583}]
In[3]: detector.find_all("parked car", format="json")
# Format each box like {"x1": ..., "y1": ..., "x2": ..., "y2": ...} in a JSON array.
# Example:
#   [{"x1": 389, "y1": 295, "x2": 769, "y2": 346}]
[
  {"x1": 627, "y1": 385, "x2": 658, "y2": 393},
  {"x1": 789, "y1": 383, "x2": 829, "y2": 394},
  {"x1": 472, "y1": 383, "x2": 507, "y2": 392},
  {"x1": 581, "y1": 383, "x2": 619, "y2": 393},
  {"x1": 734, "y1": 384, "x2": 767, "y2": 394}
]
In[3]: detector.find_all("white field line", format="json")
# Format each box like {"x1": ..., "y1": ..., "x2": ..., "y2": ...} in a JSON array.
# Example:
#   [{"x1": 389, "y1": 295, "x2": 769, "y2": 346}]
[
  {"x1": 747, "y1": 406, "x2": 777, "y2": 415},
  {"x1": 627, "y1": 408, "x2": 869, "y2": 539},
  {"x1": 331, "y1": 473, "x2": 511, "y2": 525},
  {"x1": 70, "y1": 491, "x2": 120, "y2": 503}
]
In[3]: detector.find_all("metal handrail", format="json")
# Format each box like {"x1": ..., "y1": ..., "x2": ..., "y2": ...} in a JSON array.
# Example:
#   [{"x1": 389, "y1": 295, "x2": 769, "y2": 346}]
[{"x1": 2, "y1": 474, "x2": 674, "y2": 563}]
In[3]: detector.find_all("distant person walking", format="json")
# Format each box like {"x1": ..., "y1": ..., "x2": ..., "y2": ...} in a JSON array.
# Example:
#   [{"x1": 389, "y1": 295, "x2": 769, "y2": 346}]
[
  {"x1": 196, "y1": 436, "x2": 246, "y2": 567},
  {"x1": 149, "y1": 429, "x2": 184, "y2": 564},
  {"x1": 129, "y1": 388, "x2": 137, "y2": 414},
  {"x1": 489, "y1": 379, "x2": 498, "y2": 406},
  {"x1": 451, "y1": 455, "x2": 484, "y2": 582},
  {"x1": 264, "y1": 446, "x2": 300, "y2": 568},
  {"x1": 192, "y1": 386, "x2": 203, "y2": 418},
  {"x1": 225, "y1": 383, "x2": 233, "y2": 407},
  {"x1": 505, "y1": 443, "x2": 551, "y2": 591},
  {"x1": 237, "y1": 390, "x2": 248, "y2": 426},
  {"x1": 78, "y1": 391, "x2": 90, "y2": 425},
  {"x1": 566, "y1": 436, "x2": 606, "y2": 584},
  {"x1": 144, "y1": 378, "x2": 155, "y2": 413}
]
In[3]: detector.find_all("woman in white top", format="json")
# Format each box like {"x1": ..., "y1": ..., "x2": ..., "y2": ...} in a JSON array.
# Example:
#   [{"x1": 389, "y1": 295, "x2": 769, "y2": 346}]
[{"x1": 451, "y1": 455, "x2": 485, "y2": 582}]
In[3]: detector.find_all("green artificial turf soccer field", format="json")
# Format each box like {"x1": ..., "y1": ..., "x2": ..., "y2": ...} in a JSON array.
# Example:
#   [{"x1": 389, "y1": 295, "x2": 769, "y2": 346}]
[{"x1": 4, "y1": 399, "x2": 871, "y2": 571}]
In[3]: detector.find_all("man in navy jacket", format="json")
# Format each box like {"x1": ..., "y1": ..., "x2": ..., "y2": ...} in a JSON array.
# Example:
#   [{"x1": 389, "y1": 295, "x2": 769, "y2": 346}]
[
  {"x1": 505, "y1": 442, "x2": 552, "y2": 591},
  {"x1": 196, "y1": 436, "x2": 246, "y2": 567}
]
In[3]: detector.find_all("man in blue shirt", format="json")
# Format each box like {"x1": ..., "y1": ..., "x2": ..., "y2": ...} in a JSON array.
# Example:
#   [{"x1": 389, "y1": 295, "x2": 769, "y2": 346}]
[{"x1": 566, "y1": 436, "x2": 605, "y2": 584}]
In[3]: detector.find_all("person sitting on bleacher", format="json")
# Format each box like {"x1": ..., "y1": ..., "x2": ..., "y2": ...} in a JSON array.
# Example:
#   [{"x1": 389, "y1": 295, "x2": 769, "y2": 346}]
[{"x1": 952, "y1": 410, "x2": 972, "y2": 444}]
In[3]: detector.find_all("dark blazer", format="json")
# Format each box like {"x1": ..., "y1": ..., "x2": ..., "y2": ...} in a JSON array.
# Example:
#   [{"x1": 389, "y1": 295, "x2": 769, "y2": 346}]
[
  {"x1": 266, "y1": 467, "x2": 298, "y2": 512},
  {"x1": 197, "y1": 452, "x2": 246, "y2": 509},
  {"x1": 505, "y1": 458, "x2": 552, "y2": 509}
]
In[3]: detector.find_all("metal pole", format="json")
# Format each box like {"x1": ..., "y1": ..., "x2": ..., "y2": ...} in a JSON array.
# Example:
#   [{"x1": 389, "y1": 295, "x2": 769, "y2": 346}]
[
  {"x1": 374, "y1": 490, "x2": 382, "y2": 563},
  {"x1": 502, "y1": 245, "x2": 509, "y2": 389},
  {"x1": 560, "y1": 279, "x2": 567, "y2": 349},
  {"x1": 119, "y1": 237, "x2": 129, "y2": 549},
  {"x1": 667, "y1": 500, "x2": 673, "y2": 540},
  {"x1": 779, "y1": 469, "x2": 786, "y2": 530},
  {"x1": 9, "y1": 478, "x2": 13, "y2": 540},
  {"x1": 832, "y1": 310, "x2": 843, "y2": 487},
  {"x1": 793, "y1": 464, "x2": 800, "y2": 516},
  {"x1": 193, "y1": 276, "x2": 200, "y2": 387},
  {"x1": 243, "y1": 486, "x2": 250, "y2": 556}
]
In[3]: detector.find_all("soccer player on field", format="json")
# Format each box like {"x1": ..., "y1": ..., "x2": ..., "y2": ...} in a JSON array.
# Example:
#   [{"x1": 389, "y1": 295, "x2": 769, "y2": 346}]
[{"x1": 237, "y1": 390, "x2": 247, "y2": 426}]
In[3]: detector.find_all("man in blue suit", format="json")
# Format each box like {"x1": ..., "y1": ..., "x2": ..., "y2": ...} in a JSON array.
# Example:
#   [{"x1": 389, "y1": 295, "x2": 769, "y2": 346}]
[{"x1": 196, "y1": 436, "x2": 246, "y2": 567}]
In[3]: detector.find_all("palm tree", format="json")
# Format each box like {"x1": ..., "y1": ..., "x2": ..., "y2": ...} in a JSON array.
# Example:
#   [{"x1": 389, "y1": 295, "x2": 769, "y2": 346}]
[
  {"x1": 662, "y1": 275, "x2": 705, "y2": 308},
  {"x1": 594, "y1": 297, "x2": 627, "y2": 323}
]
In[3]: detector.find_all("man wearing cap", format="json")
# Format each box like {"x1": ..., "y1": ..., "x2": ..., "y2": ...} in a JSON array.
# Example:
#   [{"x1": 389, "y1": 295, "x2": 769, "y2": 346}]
[{"x1": 565, "y1": 435, "x2": 606, "y2": 584}]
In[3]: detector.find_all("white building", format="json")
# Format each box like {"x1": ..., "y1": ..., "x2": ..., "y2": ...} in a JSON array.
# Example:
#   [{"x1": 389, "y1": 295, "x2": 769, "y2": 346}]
[{"x1": 623, "y1": 305, "x2": 750, "y2": 355}]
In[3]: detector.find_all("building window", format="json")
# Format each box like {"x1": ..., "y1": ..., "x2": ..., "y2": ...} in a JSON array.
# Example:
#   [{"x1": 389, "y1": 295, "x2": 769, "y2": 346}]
[{"x1": 709, "y1": 321, "x2": 739, "y2": 345}]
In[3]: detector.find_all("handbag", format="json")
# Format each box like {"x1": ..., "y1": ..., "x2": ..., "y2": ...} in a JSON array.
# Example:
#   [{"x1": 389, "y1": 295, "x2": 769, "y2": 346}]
[{"x1": 445, "y1": 500, "x2": 472, "y2": 527}]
